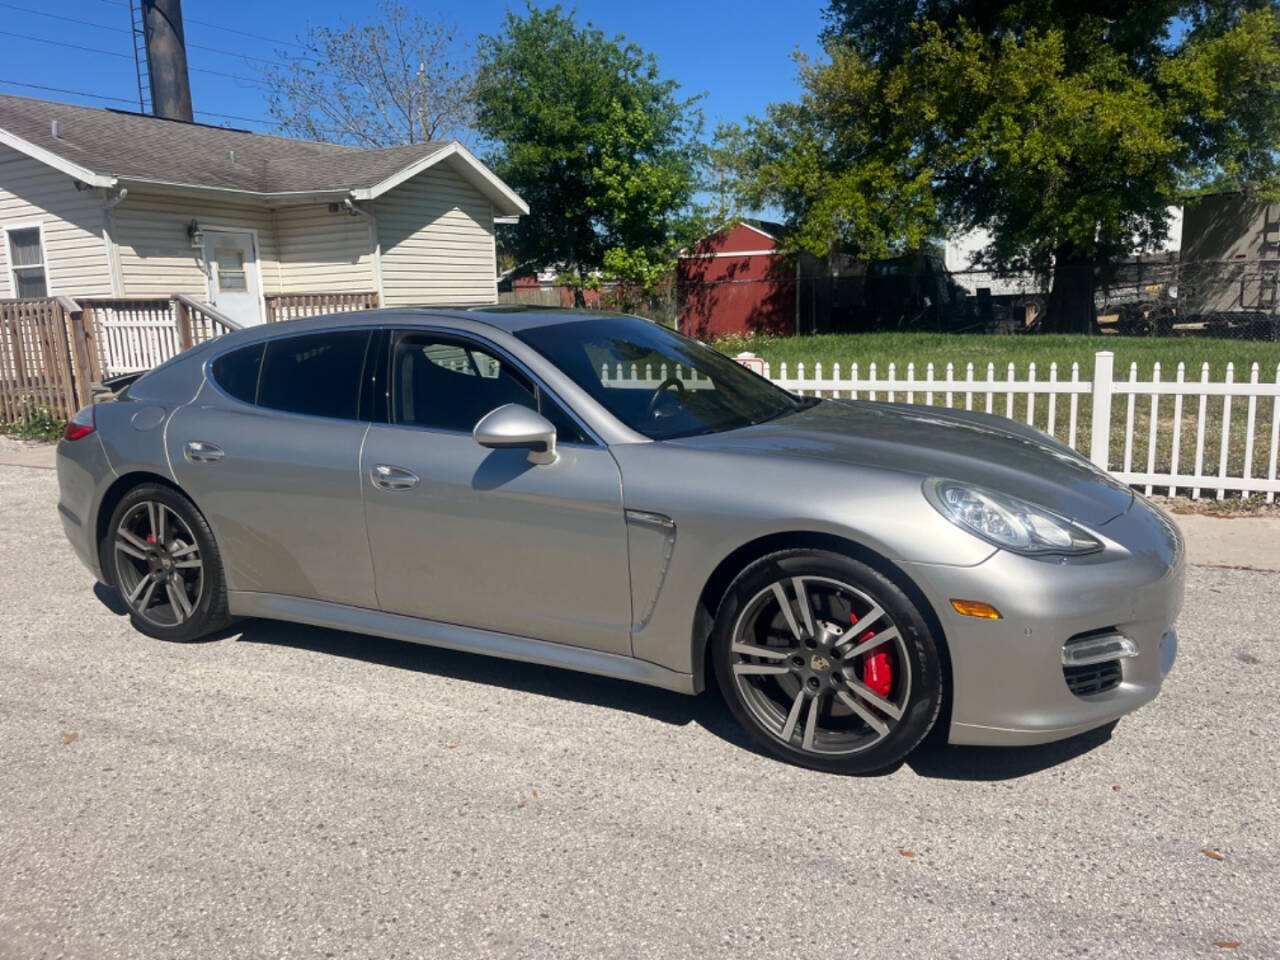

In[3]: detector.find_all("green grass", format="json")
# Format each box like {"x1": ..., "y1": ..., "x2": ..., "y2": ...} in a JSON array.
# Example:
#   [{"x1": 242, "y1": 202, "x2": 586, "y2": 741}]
[
  {"x1": 712, "y1": 332, "x2": 1280, "y2": 504},
  {"x1": 711, "y1": 332, "x2": 1280, "y2": 380}
]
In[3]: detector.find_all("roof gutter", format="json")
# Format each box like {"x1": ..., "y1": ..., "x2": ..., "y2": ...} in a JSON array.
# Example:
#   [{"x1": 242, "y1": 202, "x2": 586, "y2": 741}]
[{"x1": 0, "y1": 127, "x2": 116, "y2": 188}]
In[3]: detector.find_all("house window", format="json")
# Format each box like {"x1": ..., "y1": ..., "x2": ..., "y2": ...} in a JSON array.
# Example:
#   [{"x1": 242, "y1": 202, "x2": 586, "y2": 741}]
[
  {"x1": 215, "y1": 248, "x2": 247, "y2": 292},
  {"x1": 6, "y1": 227, "x2": 48, "y2": 298}
]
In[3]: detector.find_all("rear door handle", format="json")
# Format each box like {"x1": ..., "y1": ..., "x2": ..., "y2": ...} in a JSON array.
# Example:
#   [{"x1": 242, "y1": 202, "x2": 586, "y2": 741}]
[
  {"x1": 184, "y1": 441, "x2": 224, "y2": 462},
  {"x1": 370, "y1": 463, "x2": 419, "y2": 491}
]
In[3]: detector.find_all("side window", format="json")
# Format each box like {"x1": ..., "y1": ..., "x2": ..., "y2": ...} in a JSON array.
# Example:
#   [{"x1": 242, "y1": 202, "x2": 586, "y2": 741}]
[
  {"x1": 210, "y1": 342, "x2": 264, "y2": 404},
  {"x1": 257, "y1": 330, "x2": 371, "y2": 420},
  {"x1": 6, "y1": 226, "x2": 48, "y2": 298},
  {"x1": 391, "y1": 333, "x2": 589, "y2": 443}
]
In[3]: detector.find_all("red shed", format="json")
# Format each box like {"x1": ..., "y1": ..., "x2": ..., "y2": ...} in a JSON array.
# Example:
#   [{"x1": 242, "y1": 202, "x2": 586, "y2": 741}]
[{"x1": 676, "y1": 221, "x2": 795, "y2": 338}]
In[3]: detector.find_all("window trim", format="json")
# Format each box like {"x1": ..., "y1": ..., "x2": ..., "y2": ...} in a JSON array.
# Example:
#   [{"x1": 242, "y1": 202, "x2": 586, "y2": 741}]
[
  {"x1": 4, "y1": 220, "x2": 50, "y2": 299},
  {"x1": 383, "y1": 327, "x2": 604, "y2": 447},
  {"x1": 203, "y1": 324, "x2": 604, "y2": 446},
  {"x1": 203, "y1": 327, "x2": 375, "y2": 424}
]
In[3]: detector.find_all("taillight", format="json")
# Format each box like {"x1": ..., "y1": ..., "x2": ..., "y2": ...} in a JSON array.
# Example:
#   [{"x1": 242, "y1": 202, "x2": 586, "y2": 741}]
[{"x1": 63, "y1": 404, "x2": 97, "y2": 441}]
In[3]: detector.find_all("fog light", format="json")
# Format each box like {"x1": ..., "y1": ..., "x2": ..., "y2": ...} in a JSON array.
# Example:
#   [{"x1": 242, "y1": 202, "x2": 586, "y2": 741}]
[
  {"x1": 950, "y1": 599, "x2": 1002, "y2": 619},
  {"x1": 1062, "y1": 632, "x2": 1138, "y2": 667}
]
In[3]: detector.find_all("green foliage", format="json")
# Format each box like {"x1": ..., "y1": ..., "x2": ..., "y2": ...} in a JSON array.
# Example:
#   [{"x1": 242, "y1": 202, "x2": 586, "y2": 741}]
[
  {"x1": 475, "y1": 5, "x2": 707, "y2": 295},
  {"x1": 722, "y1": 2, "x2": 1280, "y2": 302},
  {"x1": 1, "y1": 405, "x2": 64, "y2": 442}
]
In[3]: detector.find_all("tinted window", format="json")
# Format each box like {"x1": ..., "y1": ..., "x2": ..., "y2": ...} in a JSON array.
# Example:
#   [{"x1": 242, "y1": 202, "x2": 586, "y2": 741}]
[
  {"x1": 210, "y1": 342, "x2": 264, "y2": 404},
  {"x1": 391, "y1": 333, "x2": 588, "y2": 443},
  {"x1": 515, "y1": 316, "x2": 807, "y2": 440},
  {"x1": 257, "y1": 330, "x2": 371, "y2": 420}
]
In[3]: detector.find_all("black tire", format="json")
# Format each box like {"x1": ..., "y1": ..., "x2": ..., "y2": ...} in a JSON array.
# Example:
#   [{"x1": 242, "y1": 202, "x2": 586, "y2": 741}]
[
  {"x1": 103, "y1": 482, "x2": 231, "y2": 642},
  {"x1": 711, "y1": 549, "x2": 943, "y2": 774}
]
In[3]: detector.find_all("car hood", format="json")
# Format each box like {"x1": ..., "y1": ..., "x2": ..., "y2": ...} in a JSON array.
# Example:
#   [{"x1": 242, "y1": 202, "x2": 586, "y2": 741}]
[{"x1": 670, "y1": 399, "x2": 1134, "y2": 527}]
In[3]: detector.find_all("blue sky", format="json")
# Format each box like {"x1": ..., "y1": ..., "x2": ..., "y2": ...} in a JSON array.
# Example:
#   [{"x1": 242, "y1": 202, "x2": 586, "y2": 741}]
[{"x1": 0, "y1": 0, "x2": 825, "y2": 137}]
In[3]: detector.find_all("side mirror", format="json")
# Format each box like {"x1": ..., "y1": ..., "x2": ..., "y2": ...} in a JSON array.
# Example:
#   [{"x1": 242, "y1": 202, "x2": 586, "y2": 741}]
[{"x1": 473, "y1": 404, "x2": 558, "y2": 465}]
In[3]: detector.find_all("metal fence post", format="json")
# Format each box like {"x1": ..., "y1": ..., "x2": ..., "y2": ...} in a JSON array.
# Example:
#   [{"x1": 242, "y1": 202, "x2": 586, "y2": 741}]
[{"x1": 1090, "y1": 350, "x2": 1114, "y2": 469}]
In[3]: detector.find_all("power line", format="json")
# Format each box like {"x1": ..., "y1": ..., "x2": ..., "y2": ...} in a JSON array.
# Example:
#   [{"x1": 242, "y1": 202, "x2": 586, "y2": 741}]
[
  {"x1": 0, "y1": 28, "x2": 131, "y2": 59},
  {"x1": 0, "y1": 28, "x2": 268, "y2": 86},
  {"x1": 0, "y1": 2, "x2": 129, "y2": 33},
  {"x1": 194, "y1": 109, "x2": 283, "y2": 128},
  {"x1": 188, "y1": 65, "x2": 271, "y2": 88},
  {"x1": 88, "y1": 0, "x2": 305, "y2": 50},
  {"x1": 0, "y1": 78, "x2": 136, "y2": 105},
  {"x1": 183, "y1": 15, "x2": 305, "y2": 50},
  {"x1": 2, "y1": 0, "x2": 337, "y2": 78},
  {"x1": 0, "y1": 76, "x2": 284, "y2": 129}
]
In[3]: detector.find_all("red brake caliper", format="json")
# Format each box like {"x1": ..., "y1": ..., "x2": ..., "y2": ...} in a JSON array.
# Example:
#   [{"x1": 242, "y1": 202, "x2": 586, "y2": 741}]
[{"x1": 854, "y1": 612, "x2": 894, "y2": 697}]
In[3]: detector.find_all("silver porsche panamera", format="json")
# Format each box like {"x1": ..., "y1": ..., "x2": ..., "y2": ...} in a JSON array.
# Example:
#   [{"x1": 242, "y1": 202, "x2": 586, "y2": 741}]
[{"x1": 56, "y1": 308, "x2": 1184, "y2": 773}]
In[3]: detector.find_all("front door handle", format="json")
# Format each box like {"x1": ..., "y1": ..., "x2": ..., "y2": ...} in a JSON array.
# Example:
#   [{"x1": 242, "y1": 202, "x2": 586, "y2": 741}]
[
  {"x1": 184, "y1": 440, "x2": 224, "y2": 462},
  {"x1": 370, "y1": 463, "x2": 419, "y2": 491}
]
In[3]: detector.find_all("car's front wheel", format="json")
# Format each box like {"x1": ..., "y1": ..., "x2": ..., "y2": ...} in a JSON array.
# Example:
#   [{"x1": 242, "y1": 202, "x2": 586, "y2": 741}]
[
  {"x1": 711, "y1": 549, "x2": 944, "y2": 774},
  {"x1": 105, "y1": 483, "x2": 231, "y2": 642}
]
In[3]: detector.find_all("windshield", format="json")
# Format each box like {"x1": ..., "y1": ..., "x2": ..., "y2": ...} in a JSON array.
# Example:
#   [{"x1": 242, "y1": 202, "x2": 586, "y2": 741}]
[{"x1": 515, "y1": 315, "x2": 808, "y2": 440}]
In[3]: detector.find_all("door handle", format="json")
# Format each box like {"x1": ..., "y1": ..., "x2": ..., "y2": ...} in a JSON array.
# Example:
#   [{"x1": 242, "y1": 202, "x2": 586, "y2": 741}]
[
  {"x1": 184, "y1": 441, "x2": 224, "y2": 463},
  {"x1": 370, "y1": 463, "x2": 419, "y2": 491}
]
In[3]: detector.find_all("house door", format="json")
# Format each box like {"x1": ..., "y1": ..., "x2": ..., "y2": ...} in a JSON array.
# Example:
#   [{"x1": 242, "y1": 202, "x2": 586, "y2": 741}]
[{"x1": 204, "y1": 230, "x2": 263, "y2": 326}]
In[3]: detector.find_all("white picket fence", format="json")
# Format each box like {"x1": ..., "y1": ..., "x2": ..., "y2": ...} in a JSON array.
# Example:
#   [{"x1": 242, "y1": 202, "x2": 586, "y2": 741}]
[
  {"x1": 741, "y1": 351, "x2": 1280, "y2": 502},
  {"x1": 600, "y1": 351, "x2": 1280, "y2": 501}
]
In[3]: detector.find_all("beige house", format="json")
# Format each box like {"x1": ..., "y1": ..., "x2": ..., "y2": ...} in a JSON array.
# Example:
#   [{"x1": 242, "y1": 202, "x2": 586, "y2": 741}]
[{"x1": 0, "y1": 94, "x2": 527, "y2": 326}]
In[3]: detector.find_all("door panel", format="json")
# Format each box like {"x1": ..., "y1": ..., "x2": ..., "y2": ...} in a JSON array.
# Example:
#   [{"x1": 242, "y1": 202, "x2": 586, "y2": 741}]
[
  {"x1": 203, "y1": 230, "x2": 262, "y2": 327},
  {"x1": 361, "y1": 426, "x2": 632, "y2": 654},
  {"x1": 168, "y1": 399, "x2": 376, "y2": 608}
]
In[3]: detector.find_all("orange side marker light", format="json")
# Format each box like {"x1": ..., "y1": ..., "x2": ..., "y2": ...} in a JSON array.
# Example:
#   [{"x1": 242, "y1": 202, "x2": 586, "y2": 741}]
[{"x1": 950, "y1": 599, "x2": 1002, "y2": 620}]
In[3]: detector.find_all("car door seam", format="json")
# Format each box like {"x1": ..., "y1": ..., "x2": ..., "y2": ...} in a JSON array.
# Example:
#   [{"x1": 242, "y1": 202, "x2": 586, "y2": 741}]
[{"x1": 357, "y1": 420, "x2": 383, "y2": 609}]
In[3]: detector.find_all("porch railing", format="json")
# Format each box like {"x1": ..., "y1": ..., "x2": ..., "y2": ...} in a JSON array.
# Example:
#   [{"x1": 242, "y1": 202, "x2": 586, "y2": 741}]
[
  {"x1": 265, "y1": 291, "x2": 379, "y2": 323},
  {"x1": 79, "y1": 297, "x2": 241, "y2": 378},
  {"x1": 2, "y1": 291, "x2": 382, "y2": 423}
]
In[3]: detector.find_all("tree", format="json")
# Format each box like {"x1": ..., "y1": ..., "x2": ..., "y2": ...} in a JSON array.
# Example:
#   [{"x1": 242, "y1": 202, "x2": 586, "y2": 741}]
[
  {"x1": 475, "y1": 5, "x2": 706, "y2": 305},
  {"x1": 724, "y1": 2, "x2": 1280, "y2": 332},
  {"x1": 262, "y1": 1, "x2": 475, "y2": 147}
]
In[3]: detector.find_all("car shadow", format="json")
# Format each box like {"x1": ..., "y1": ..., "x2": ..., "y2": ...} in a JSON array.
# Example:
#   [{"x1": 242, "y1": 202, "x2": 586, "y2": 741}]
[
  {"x1": 905, "y1": 721, "x2": 1118, "y2": 781},
  {"x1": 231, "y1": 617, "x2": 1116, "y2": 780},
  {"x1": 234, "y1": 617, "x2": 751, "y2": 744}
]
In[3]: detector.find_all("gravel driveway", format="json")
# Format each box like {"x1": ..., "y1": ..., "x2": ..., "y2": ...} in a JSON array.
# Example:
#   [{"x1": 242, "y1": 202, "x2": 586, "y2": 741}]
[{"x1": 1, "y1": 462, "x2": 1277, "y2": 959}]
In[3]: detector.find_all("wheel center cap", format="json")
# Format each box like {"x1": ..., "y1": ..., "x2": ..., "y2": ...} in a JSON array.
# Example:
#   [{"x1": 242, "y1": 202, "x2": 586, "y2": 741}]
[{"x1": 809, "y1": 654, "x2": 831, "y2": 672}]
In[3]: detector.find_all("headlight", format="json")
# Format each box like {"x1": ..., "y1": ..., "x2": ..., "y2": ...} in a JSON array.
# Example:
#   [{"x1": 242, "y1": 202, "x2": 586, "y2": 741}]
[{"x1": 924, "y1": 479, "x2": 1102, "y2": 556}]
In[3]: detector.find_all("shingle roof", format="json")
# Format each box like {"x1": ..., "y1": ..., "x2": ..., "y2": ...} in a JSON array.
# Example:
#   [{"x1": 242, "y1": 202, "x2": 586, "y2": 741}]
[{"x1": 0, "y1": 94, "x2": 527, "y2": 214}]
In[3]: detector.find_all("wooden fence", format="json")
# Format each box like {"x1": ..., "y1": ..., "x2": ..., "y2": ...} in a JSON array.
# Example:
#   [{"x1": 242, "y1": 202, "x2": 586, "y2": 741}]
[
  {"x1": 1, "y1": 291, "x2": 379, "y2": 422},
  {"x1": 0, "y1": 295, "x2": 242, "y2": 422},
  {"x1": 0, "y1": 297, "x2": 85, "y2": 422}
]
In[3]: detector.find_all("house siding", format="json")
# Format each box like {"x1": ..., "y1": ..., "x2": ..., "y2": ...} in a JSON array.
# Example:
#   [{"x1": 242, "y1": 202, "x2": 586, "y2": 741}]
[
  {"x1": 0, "y1": 144, "x2": 112, "y2": 297},
  {"x1": 111, "y1": 192, "x2": 278, "y2": 299},
  {"x1": 272, "y1": 204, "x2": 377, "y2": 294},
  {"x1": 374, "y1": 161, "x2": 497, "y2": 306}
]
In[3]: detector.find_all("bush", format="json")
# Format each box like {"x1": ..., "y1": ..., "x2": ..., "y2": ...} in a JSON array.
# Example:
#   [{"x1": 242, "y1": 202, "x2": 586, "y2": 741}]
[{"x1": 1, "y1": 403, "x2": 65, "y2": 443}]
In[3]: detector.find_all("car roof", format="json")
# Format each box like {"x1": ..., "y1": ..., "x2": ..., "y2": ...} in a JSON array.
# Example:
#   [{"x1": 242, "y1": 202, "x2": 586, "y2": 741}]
[{"x1": 247, "y1": 305, "x2": 618, "y2": 338}]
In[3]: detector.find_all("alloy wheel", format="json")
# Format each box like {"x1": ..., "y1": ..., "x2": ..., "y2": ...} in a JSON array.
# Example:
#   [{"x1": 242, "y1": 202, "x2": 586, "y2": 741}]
[
  {"x1": 729, "y1": 576, "x2": 912, "y2": 755},
  {"x1": 113, "y1": 500, "x2": 204, "y2": 627}
]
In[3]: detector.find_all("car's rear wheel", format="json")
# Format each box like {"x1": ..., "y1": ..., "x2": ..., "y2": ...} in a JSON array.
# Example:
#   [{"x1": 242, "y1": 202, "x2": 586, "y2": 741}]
[
  {"x1": 105, "y1": 483, "x2": 231, "y2": 642},
  {"x1": 711, "y1": 549, "x2": 943, "y2": 774}
]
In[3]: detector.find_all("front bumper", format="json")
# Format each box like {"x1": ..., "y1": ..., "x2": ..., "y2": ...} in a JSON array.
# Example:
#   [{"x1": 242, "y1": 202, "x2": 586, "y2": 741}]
[{"x1": 905, "y1": 498, "x2": 1185, "y2": 747}]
